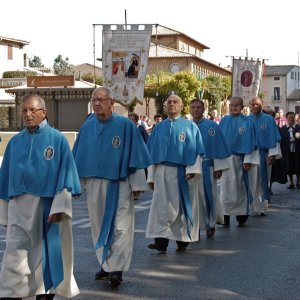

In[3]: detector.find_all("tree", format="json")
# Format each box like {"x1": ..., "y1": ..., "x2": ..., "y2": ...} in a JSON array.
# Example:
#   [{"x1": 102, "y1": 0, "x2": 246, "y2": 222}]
[
  {"x1": 202, "y1": 75, "x2": 231, "y2": 113},
  {"x1": 53, "y1": 55, "x2": 75, "y2": 75},
  {"x1": 145, "y1": 71, "x2": 200, "y2": 116},
  {"x1": 29, "y1": 56, "x2": 44, "y2": 67},
  {"x1": 78, "y1": 72, "x2": 103, "y2": 85}
]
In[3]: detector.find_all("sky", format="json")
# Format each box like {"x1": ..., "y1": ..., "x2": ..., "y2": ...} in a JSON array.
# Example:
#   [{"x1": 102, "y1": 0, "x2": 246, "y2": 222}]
[{"x1": 2, "y1": 0, "x2": 300, "y2": 69}]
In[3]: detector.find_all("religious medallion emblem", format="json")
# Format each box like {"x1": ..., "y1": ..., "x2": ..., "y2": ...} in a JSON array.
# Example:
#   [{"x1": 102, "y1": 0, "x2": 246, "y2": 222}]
[
  {"x1": 112, "y1": 136, "x2": 121, "y2": 148},
  {"x1": 239, "y1": 127, "x2": 245, "y2": 135},
  {"x1": 44, "y1": 146, "x2": 54, "y2": 160},
  {"x1": 178, "y1": 132, "x2": 186, "y2": 142},
  {"x1": 208, "y1": 128, "x2": 215, "y2": 136}
]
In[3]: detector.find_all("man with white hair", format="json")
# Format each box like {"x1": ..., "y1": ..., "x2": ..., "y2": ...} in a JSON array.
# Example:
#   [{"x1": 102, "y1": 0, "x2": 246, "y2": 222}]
[
  {"x1": 146, "y1": 93, "x2": 204, "y2": 252},
  {"x1": 73, "y1": 87, "x2": 151, "y2": 287}
]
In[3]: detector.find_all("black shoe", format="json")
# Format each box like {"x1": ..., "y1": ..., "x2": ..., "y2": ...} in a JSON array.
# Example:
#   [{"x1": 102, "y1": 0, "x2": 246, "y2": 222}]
[
  {"x1": 95, "y1": 268, "x2": 109, "y2": 280},
  {"x1": 260, "y1": 212, "x2": 267, "y2": 216},
  {"x1": 109, "y1": 271, "x2": 123, "y2": 287},
  {"x1": 176, "y1": 246, "x2": 187, "y2": 252},
  {"x1": 236, "y1": 215, "x2": 248, "y2": 226},
  {"x1": 2, "y1": 298, "x2": 22, "y2": 300},
  {"x1": 36, "y1": 295, "x2": 55, "y2": 300},
  {"x1": 287, "y1": 184, "x2": 295, "y2": 189},
  {"x1": 148, "y1": 243, "x2": 167, "y2": 252},
  {"x1": 206, "y1": 227, "x2": 216, "y2": 238},
  {"x1": 176, "y1": 241, "x2": 189, "y2": 252}
]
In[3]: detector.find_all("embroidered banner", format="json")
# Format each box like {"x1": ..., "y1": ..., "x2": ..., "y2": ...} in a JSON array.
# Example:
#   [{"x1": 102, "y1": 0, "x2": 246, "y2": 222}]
[
  {"x1": 232, "y1": 58, "x2": 264, "y2": 102},
  {"x1": 102, "y1": 24, "x2": 152, "y2": 106}
]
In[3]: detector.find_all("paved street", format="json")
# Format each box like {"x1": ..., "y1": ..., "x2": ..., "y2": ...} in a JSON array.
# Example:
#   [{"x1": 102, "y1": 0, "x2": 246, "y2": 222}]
[{"x1": 0, "y1": 183, "x2": 300, "y2": 299}]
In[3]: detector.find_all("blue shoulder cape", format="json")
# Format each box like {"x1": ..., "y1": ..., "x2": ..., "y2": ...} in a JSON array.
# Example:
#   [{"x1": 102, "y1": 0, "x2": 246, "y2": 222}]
[
  {"x1": 72, "y1": 112, "x2": 152, "y2": 179},
  {"x1": 147, "y1": 117, "x2": 205, "y2": 165},
  {"x1": 248, "y1": 112, "x2": 281, "y2": 149},
  {"x1": 195, "y1": 118, "x2": 230, "y2": 159},
  {"x1": 219, "y1": 114, "x2": 256, "y2": 154},
  {"x1": 0, "y1": 124, "x2": 81, "y2": 200}
]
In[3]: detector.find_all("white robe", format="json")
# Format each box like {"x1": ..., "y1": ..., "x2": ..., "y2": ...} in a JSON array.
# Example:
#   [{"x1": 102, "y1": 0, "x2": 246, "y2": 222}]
[
  {"x1": 82, "y1": 169, "x2": 147, "y2": 272},
  {"x1": 0, "y1": 189, "x2": 79, "y2": 298},
  {"x1": 220, "y1": 150, "x2": 259, "y2": 216},
  {"x1": 146, "y1": 156, "x2": 202, "y2": 242},
  {"x1": 249, "y1": 143, "x2": 282, "y2": 214},
  {"x1": 198, "y1": 158, "x2": 229, "y2": 229}
]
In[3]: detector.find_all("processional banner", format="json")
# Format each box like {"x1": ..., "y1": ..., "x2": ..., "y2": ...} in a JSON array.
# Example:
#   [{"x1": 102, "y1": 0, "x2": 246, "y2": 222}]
[
  {"x1": 232, "y1": 58, "x2": 264, "y2": 102},
  {"x1": 102, "y1": 24, "x2": 152, "y2": 106}
]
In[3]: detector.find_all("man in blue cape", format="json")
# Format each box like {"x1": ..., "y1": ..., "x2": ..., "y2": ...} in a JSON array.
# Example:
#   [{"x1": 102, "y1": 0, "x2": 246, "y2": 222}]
[
  {"x1": 0, "y1": 94, "x2": 81, "y2": 299},
  {"x1": 190, "y1": 99, "x2": 230, "y2": 237},
  {"x1": 248, "y1": 97, "x2": 282, "y2": 216},
  {"x1": 146, "y1": 94, "x2": 205, "y2": 252},
  {"x1": 73, "y1": 87, "x2": 151, "y2": 287},
  {"x1": 219, "y1": 97, "x2": 259, "y2": 226}
]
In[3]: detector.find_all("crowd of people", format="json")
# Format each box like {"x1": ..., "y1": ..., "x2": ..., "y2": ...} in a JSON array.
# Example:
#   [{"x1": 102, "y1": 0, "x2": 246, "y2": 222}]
[{"x1": 0, "y1": 89, "x2": 299, "y2": 299}]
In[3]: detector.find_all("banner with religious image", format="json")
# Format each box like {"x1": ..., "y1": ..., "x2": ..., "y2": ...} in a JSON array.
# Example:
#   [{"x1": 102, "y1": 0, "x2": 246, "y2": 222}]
[
  {"x1": 102, "y1": 24, "x2": 152, "y2": 106},
  {"x1": 232, "y1": 58, "x2": 264, "y2": 102}
]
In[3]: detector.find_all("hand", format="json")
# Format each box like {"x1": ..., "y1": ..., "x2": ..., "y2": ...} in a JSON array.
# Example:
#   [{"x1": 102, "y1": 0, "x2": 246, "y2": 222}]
[
  {"x1": 48, "y1": 213, "x2": 62, "y2": 223},
  {"x1": 148, "y1": 182, "x2": 154, "y2": 190},
  {"x1": 268, "y1": 155, "x2": 276, "y2": 165},
  {"x1": 213, "y1": 170, "x2": 222, "y2": 179},
  {"x1": 186, "y1": 173, "x2": 195, "y2": 181},
  {"x1": 243, "y1": 163, "x2": 251, "y2": 171},
  {"x1": 132, "y1": 191, "x2": 141, "y2": 199}
]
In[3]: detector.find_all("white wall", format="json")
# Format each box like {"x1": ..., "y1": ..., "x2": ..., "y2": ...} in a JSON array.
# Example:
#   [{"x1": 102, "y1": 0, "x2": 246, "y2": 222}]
[{"x1": 0, "y1": 43, "x2": 26, "y2": 77}]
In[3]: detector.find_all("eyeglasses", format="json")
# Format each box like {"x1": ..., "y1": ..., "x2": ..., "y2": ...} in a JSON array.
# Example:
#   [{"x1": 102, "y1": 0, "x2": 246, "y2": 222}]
[
  {"x1": 20, "y1": 108, "x2": 44, "y2": 114},
  {"x1": 91, "y1": 98, "x2": 111, "y2": 104}
]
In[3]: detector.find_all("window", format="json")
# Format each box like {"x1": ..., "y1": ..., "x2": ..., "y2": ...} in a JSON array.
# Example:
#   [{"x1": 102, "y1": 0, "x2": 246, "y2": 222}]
[
  {"x1": 295, "y1": 106, "x2": 300, "y2": 114},
  {"x1": 274, "y1": 87, "x2": 280, "y2": 100},
  {"x1": 169, "y1": 63, "x2": 181, "y2": 74},
  {"x1": 274, "y1": 77, "x2": 280, "y2": 81},
  {"x1": 7, "y1": 45, "x2": 13, "y2": 60},
  {"x1": 291, "y1": 72, "x2": 294, "y2": 79},
  {"x1": 274, "y1": 106, "x2": 279, "y2": 113}
]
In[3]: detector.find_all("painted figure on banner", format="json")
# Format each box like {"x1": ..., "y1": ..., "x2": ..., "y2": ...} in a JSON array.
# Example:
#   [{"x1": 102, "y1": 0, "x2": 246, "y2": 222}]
[
  {"x1": 127, "y1": 54, "x2": 139, "y2": 78},
  {"x1": 112, "y1": 61, "x2": 125, "y2": 81}
]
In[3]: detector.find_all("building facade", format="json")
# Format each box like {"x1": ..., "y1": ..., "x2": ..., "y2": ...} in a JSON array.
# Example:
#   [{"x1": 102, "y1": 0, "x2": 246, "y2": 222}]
[
  {"x1": 148, "y1": 25, "x2": 231, "y2": 78},
  {"x1": 0, "y1": 36, "x2": 29, "y2": 77},
  {"x1": 262, "y1": 65, "x2": 300, "y2": 114}
]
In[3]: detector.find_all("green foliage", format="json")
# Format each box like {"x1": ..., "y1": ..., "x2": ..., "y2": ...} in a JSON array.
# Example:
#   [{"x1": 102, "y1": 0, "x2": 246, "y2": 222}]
[
  {"x1": 76, "y1": 72, "x2": 103, "y2": 85},
  {"x1": 53, "y1": 55, "x2": 75, "y2": 75},
  {"x1": 29, "y1": 56, "x2": 44, "y2": 67},
  {"x1": 145, "y1": 71, "x2": 200, "y2": 116},
  {"x1": 3, "y1": 71, "x2": 38, "y2": 78},
  {"x1": 202, "y1": 75, "x2": 231, "y2": 113}
]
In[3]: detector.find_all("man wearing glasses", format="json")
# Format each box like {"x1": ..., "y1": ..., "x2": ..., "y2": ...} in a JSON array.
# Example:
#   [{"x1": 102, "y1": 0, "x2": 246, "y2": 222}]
[
  {"x1": 73, "y1": 87, "x2": 151, "y2": 287},
  {"x1": 0, "y1": 94, "x2": 81, "y2": 299}
]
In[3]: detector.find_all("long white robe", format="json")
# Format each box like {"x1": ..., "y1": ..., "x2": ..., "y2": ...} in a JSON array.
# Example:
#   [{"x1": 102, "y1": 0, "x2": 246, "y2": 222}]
[
  {"x1": 198, "y1": 158, "x2": 229, "y2": 229},
  {"x1": 0, "y1": 189, "x2": 79, "y2": 298},
  {"x1": 82, "y1": 169, "x2": 147, "y2": 272},
  {"x1": 146, "y1": 156, "x2": 202, "y2": 242},
  {"x1": 249, "y1": 143, "x2": 282, "y2": 214},
  {"x1": 220, "y1": 151, "x2": 259, "y2": 216}
]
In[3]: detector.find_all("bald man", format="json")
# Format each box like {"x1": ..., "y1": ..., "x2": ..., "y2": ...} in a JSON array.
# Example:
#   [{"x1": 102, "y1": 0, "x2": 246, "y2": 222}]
[{"x1": 146, "y1": 94, "x2": 205, "y2": 252}]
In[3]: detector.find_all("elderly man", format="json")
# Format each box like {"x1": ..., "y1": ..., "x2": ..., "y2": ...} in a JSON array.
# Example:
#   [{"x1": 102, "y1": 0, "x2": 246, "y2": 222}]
[
  {"x1": 219, "y1": 97, "x2": 258, "y2": 226},
  {"x1": 190, "y1": 99, "x2": 230, "y2": 237},
  {"x1": 249, "y1": 97, "x2": 282, "y2": 216},
  {"x1": 146, "y1": 94, "x2": 204, "y2": 252},
  {"x1": 0, "y1": 94, "x2": 81, "y2": 300},
  {"x1": 73, "y1": 87, "x2": 151, "y2": 287}
]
